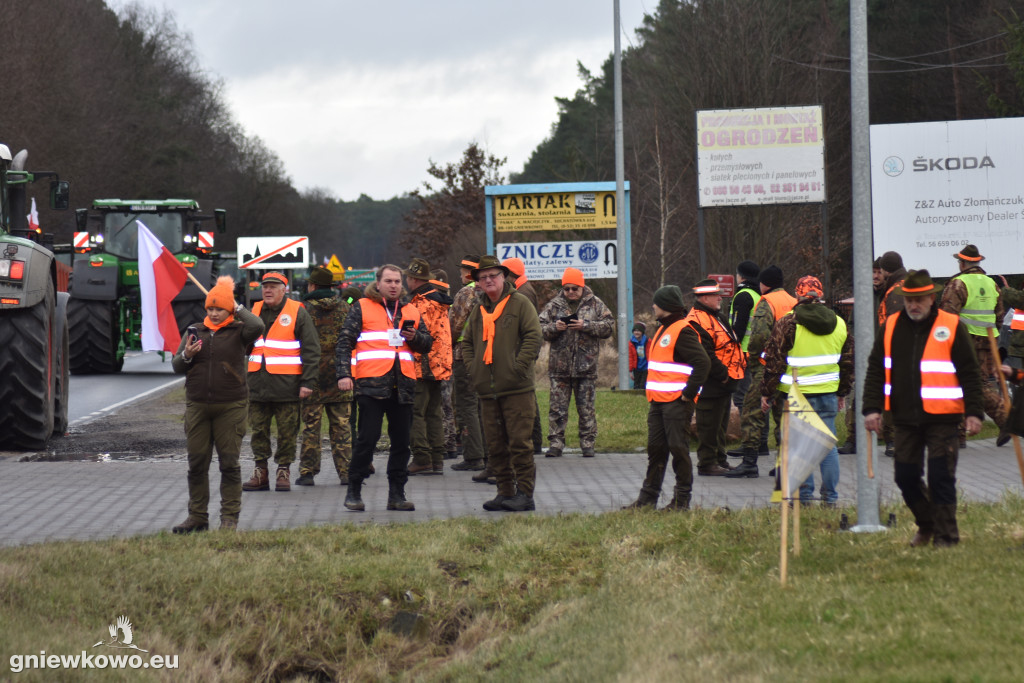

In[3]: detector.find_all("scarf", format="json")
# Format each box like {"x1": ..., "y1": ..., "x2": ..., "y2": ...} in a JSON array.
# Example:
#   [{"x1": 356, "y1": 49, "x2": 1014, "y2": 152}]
[
  {"x1": 479, "y1": 295, "x2": 511, "y2": 365},
  {"x1": 203, "y1": 313, "x2": 235, "y2": 332}
]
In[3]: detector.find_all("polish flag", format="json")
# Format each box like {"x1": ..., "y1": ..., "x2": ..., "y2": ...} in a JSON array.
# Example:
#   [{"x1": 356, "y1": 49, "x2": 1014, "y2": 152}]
[
  {"x1": 137, "y1": 221, "x2": 188, "y2": 352},
  {"x1": 26, "y1": 197, "x2": 40, "y2": 233}
]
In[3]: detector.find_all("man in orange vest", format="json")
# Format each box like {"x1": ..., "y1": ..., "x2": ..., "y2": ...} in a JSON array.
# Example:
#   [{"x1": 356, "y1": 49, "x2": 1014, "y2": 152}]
[
  {"x1": 405, "y1": 258, "x2": 454, "y2": 476},
  {"x1": 864, "y1": 269, "x2": 984, "y2": 548},
  {"x1": 623, "y1": 285, "x2": 710, "y2": 510},
  {"x1": 336, "y1": 264, "x2": 433, "y2": 512},
  {"x1": 242, "y1": 272, "x2": 321, "y2": 493},
  {"x1": 685, "y1": 279, "x2": 744, "y2": 476}
]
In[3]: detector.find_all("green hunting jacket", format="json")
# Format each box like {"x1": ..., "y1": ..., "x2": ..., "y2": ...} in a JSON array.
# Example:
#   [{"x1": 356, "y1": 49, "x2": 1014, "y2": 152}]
[{"x1": 462, "y1": 281, "x2": 542, "y2": 399}]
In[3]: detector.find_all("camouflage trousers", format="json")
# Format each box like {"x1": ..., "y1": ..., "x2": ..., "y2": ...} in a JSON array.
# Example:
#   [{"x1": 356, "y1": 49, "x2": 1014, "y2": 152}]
[
  {"x1": 480, "y1": 391, "x2": 536, "y2": 497},
  {"x1": 442, "y1": 378, "x2": 456, "y2": 452},
  {"x1": 547, "y1": 376, "x2": 597, "y2": 451},
  {"x1": 249, "y1": 400, "x2": 300, "y2": 466},
  {"x1": 411, "y1": 379, "x2": 446, "y2": 467},
  {"x1": 185, "y1": 399, "x2": 247, "y2": 523},
  {"x1": 299, "y1": 400, "x2": 352, "y2": 479},
  {"x1": 739, "y1": 364, "x2": 782, "y2": 449},
  {"x1": 641, "y1": 398, "x2": 696, "y2": 500},
  {"x1": 974, "y1": 338, "x2": 1008, "y2": 427}
]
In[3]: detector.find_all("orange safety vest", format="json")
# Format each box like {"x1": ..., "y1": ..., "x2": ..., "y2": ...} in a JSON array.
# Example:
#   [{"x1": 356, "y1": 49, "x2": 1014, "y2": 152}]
[
  {"x1": 757, "y1": 289, "x2": 797, "y2": 365},
  {"x1": 351, "y1": 299, "x2": 421, "y2": 381},
  {"x1": 248, "y1": 299, "x2": 304, "y2": 375},
  {"x1": 1011, "y1": 309, "x2": 1024, "y2": 331},
  {"x1": 883, "y1": 309, "x2": 964, "y2": 414},
  {"x1": 684, "y1": 307, "x2": 745, "y2": 380},
  {"x1": 645, "y1": 320, "x2": 696, "y2": 403}
]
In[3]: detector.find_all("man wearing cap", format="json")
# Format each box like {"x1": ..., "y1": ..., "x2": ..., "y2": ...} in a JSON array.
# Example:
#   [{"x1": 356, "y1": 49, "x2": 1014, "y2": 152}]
[
  {"x1": 939, "y1": 245, "x2": 1008, "y2": 437},
  {"x1": 623, "y1": 286, "x2": 710, "y2": 510},
  {"x1": 877, "y1": 250, "x2": 907, "y2": 327},
  {"x1": 686, "y1": 279, "x2": 745, "y2": 476},
  {"x1": 539, "y1": 268, "x2": 615, "y2": 458},
  {"x1": 405, "y1": 258, "x2": 454, "y2": 476},
  {"x1": 295, "y1": 266, "x2": 352, "y2": 487},
  {"x1": 730, "y1": 265, "x2": 795, "y2": 474},
  {"x1": 463, "y1": 255, "x2": 543, "y2": 511},
  {"x1": 336, "y1": 264, "x2": 433, "y2": 512},
  {"x1": 504, "y1": 256, "x2": 544, "y2": 455},
  {"x1": 449, "y1": 255, "x2": 487, "y2": 474},
  {"x1": 761, "y1": 276, "x2": 854, "y2": 502},
  {"x1": 729, "y1": 260, "x2": 761, "y2": 413},
  {"x1": 864, "y1": 269, "x2": 984, "y2": 547},
  {"x1": 243, "y1": 272, "x2": 321, "y2": 493}
]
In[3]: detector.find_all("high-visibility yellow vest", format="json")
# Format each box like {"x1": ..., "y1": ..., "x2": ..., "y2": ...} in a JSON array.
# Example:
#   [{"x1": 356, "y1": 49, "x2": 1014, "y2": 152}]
[
  {"x1": 779, "y1": 316, "x2": 846, "y2": 394},
  {"x1": 956, "y1": 272, "x2": 997, "y2": 336},
  {"x1": 729, "y1": 286, "x2": 761, "y2": 352}
]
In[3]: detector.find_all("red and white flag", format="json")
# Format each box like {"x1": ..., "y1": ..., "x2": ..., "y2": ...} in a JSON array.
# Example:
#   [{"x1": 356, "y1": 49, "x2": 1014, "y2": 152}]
[
  {"x1": 137, "y1": 221, "x2": 188, "y2": 353},
  {"x1": 26, "y1": 197, "x2": 39, "y2": 233}
]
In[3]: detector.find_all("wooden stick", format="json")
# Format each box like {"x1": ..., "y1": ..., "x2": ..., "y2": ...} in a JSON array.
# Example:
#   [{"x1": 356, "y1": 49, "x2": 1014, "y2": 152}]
[
  {"x1": 793, "y1": 499, "x2": 801, "y2": 557},
  {"x1": 186, "y1": 270, "x2": 209, "y2": 296},
  {"x1": 779, "y1": 406, "x2": 791, "y2": 586},
  {"x1": 866, "y1": 427, "x2": 874, "y2": 479}
]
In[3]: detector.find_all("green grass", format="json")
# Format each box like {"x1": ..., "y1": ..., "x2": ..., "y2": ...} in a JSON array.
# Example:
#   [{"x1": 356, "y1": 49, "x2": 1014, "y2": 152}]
[{"x1": 3, "y1": 499, "x2": 1024, "y2": 681}]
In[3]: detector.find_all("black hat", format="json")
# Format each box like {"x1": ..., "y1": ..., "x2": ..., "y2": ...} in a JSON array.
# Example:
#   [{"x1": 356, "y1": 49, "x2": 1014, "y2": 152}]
[
  {"x1": 460, "y1": 254, "x2": 481, "y2": 269},
  {"x1": 894, "y1": 269, "x2": 943, "y2": 297},
  {"x1": 879, "y1": 251, "x2": 903, "y2": 272},
  {"x1": 955, "y1": 244, "x2": 984, "y2": 262},
  {"x1": 471, "y1": 255, "x2": 510, "y2": 281},
  {"x1": 737, "y1": 260, "x2": 760, "y2": 280},
  {"x1": 632, "y1": 322, "x2": 646, "y2": 333},
  {"x1": 308, "y1": 266, "x2": 334, "y2": 287},
  {"x1": 759, "y1": 265, "x2": 784, "y2": 290},
  {"x1": 404, "y1": 257, "x2": 432, "y2": 280},
  {"x1": 342, "y1": 286, "x2": 363, "y2": 303},
  {"x1": 653, "y1": 285, "x2": 686, "y2": 313}
]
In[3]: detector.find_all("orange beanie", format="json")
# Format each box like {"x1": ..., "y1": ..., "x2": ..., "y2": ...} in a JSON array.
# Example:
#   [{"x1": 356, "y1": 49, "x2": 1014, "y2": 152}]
[
  {"x1": 562, "y1": 267, "x2": 585, "y2": 288},
  {"x1": 205, "y1": 276, "x2": 236, "y2": 311}
]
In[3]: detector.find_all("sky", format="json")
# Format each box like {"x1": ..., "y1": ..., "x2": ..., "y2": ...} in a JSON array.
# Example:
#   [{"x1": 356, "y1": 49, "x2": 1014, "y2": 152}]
[{"x1": 111, "y1": 0, "x2": 653, "y2": 201}]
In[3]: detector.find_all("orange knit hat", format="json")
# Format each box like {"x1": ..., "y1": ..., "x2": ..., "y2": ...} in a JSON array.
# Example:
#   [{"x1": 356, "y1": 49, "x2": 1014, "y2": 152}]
[
  {"x1": 205, "y1": 276, "x2": 236, "y2": 311},
  {"x1": 562, "y1": 267, "x2": 585, "y2": 288}
]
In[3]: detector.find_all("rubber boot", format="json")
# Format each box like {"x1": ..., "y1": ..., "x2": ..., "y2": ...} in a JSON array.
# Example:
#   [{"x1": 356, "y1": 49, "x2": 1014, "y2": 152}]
[
  {"x1": 344, "y1": 480, "x2": 365, "y2": 511},
  {"x1": 622, "y1": 488, "x2": 659, "y2": 510},
  {"x1": 386, "y1": 481, "x2": 415, "y2": 511},
  {"x1": 725, "y1": 450, "x2": 758, "y2": 478}
]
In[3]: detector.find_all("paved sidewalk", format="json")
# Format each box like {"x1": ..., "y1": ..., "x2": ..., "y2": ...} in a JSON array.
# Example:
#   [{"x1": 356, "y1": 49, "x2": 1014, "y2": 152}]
[{"x1": 2, "y1": 440, "x2": 1023, "y2": 547}]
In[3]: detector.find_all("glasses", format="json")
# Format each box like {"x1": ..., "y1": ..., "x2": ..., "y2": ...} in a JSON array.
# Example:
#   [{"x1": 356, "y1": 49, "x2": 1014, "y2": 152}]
[
  {"x1": 477, "y1": 273, "x2": 504, "y2": 282},
  {"x1": 563, "y1": 286, "x2": 581, "y2": 292}
]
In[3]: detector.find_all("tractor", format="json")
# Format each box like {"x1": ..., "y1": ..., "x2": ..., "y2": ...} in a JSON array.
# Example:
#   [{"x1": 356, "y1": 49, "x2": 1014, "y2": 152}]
[
  {"x1": 67, "y1": 199, "x2": 225, "y2": 373},
  {"x1": 0, "y1": 143, "x2": 72, "y2": 449}
]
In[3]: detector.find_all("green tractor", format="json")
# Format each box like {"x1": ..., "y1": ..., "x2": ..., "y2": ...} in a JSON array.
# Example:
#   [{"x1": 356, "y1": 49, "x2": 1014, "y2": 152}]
[
  {"x1": 67, "y1": 199, "x2": 225, "y2": 374},
  {"x1": 0, "y1": 144, "x2": 72, "y2": 449}
]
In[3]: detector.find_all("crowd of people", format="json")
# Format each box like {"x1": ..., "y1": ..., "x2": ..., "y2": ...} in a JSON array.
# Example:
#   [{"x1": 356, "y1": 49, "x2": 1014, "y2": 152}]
[{"x1": 169, "y1": 245, "x2": 1016, "y2": 548}]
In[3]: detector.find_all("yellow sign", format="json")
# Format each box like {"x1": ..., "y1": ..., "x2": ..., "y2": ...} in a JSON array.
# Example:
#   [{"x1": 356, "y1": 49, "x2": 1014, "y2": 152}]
[
  {"x1": 327, "y1": 254, "x2": 345, "y2": 281},
  {"x1": 493, "y1": 191, "x2": 618, "y2": 232}
]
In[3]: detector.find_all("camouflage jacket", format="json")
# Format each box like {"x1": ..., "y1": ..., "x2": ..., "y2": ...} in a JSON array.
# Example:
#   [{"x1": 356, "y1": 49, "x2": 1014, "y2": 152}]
[
  {"x1": 449, "y1": 283, "x2": 477, "y2": 362},
  {"x1": 410, "y1": 284, "x2": 453, "y2": 381},
  {"x1": 301, "y1": 289, "x2": 352, "y2": 404},
  {"x1": 747, "y1": 287, "x2": 786, "y2": 359},
  {"x1": 539, "y1": 286, "x2": 615, "y2": 378}
]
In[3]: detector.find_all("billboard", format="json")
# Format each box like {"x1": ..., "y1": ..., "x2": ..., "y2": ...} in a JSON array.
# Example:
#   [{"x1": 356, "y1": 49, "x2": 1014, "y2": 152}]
[
  {"x1": 493, "y1": 190, "x2": 618, "y2": 232},
  {"x1": 696, "y1": 105, "x2": 826, "y2": 207},
  {"x1": 870, "y1": 118, "x2": 1024, "y2": 275},
  {"x1": 496, "y1": 240, "x2": 618, "y2": 281}
]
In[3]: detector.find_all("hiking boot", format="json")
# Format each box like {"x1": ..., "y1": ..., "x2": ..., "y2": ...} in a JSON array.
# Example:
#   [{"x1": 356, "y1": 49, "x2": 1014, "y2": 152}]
[
  {"x1": 697, "y1": 464, "x2": 730, "y2": 476},
  {"x1": 884, "y1": 442, "x2": 895, "y2": 458},
  {"x1": 275, "y1": 467, "x2": 291, "y2": 492},
  {"x1": 386, "y1": 482, "x2": 415, "y2": 511},
  {"x1": 172, "y1": 517, "x2": 209, "y2": 534},
  {"x1": 910, "y1": 530, "x2": 933, "y2": 547},
  {"x1": 545, "y1": 448, "x2": 562, "y2": 458},
  {"x1": 344, "y1": 481, "x2": 365, "y2": 511},
  {"x1": 622, "y1": 490, "x2": 658, "y2": 510},
  {"x1": 472, "y1": 468, "x2": 495, "y2": 483},
  {"x1": 242, "y1": 464, "x2": 270, "y2": 491},
  {"x1": 432, "y1": 463, "x2": 445, "y2": 475},
  {"x1": 726, "y1": 447, "x2": 746, "y2": 458},
  {"x1": 837, "y1": 440, "x2": 857, "y2": 454},
  {"x1": 725, "y1": 451, "x2": 758, "y2": 478},
  {"x1": 663, "y1": 494, "x2": 690, "y2": 511},
  {"x1": 408, "y1": 462, "x2": 433, "y2": 476},
  {"x1": 500, "y1": 493, "x2": 535, "y2": 512},
  {"x1": 338, "y1": 474, "x2": 349, "y2": 485},
  {"x1": 295, "y1": 473, "x2": 315, "y2": 486},
  {"x1": 483, "y1": 494, "x2": 513, "y2": 511},
  {"x1": 451, "y1": 459, "x2": 485, "y2": 471},
  {"x1": 220, "y1": 517, "x2": 238, "y2": 531},
  {"x1": 581, "y1": 448, "x2": 595, "y2": 458}
]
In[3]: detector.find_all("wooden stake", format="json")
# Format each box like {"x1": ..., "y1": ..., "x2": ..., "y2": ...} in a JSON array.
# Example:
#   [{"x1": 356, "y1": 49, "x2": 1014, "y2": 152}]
[
  {"x1": 779, "y1": 406, "x2": 791, "y2": 586},
  {"x1": 866, "y1": 428, "x2": 874, "y2": 479},
  {"x1": 186, "y1": 270, "x2": 209, "y2": 296}
]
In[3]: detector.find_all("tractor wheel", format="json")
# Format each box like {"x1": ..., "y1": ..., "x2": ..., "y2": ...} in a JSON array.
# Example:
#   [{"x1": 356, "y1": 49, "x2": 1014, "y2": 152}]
[
  {"x1": 0, "y1": 278, "x2": 57, "y2": 449},
  {"x1": 173, "y1": 299, "x2": 207, "y2": 336},
  {"x1": 68, "y1": 298, "x2": 122, "y2": 374},
  {"x1": 53, "y1": 292, "x2": 71, "y2": 435}
]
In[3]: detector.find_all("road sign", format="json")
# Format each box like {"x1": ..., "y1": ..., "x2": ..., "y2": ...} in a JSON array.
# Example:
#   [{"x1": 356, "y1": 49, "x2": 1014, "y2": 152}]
[
  {"x1": 496, "y1": 240, "x2": 618, "y2": 281},
  {"x1": 343, "y1": 268, "x2": 376, "y2": 284},
  {"x1": 237, "y1": 236, "x2": 309, "y2": 269},
  {"x1": 327, "y1": 254, "x2": 345, "y2": 281},
  {"x1": 708, "y1": 274, "x2": 735, "y2": 297}
]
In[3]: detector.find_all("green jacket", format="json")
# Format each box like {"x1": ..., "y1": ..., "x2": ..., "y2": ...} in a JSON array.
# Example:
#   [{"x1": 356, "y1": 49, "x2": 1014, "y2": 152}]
[
  {"x1": 462, "y1": 281, "x2": 542, "y2": 399},
  {"x1": 248, "y1": 297, "x2": 321, "y2": 402},
  {"x1": 172, "y1": 306, "x2": 265, "y2": 403}
]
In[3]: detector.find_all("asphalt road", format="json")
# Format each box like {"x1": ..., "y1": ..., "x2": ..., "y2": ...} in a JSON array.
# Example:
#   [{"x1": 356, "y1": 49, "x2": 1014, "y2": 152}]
[{"x1": 68, "y1": 351, "x2": 182, "y2": 427}]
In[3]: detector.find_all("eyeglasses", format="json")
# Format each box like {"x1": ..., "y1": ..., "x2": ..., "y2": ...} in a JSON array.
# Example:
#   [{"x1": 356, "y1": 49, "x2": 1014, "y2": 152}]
[
  {"x1": 563, "y1": 286, "x2": 581, "y2": 292},
  {"x1": 477, "y1": 273, "x2": 504, "y2": 282}
]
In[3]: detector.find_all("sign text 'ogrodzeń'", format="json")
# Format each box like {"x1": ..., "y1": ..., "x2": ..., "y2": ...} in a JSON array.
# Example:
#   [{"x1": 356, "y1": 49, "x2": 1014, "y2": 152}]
[
  {"x1": 696, "y1": 105, "x2": 826, "y2": 208},
  {"x1": 493, "y1": 191, "x2": 617, "y2": 232}
]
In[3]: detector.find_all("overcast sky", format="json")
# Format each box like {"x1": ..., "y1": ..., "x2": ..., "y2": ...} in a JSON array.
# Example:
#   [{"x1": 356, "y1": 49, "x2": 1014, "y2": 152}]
[{"x1": 112, "y1": 0, "x2": 652, "y2": 201}]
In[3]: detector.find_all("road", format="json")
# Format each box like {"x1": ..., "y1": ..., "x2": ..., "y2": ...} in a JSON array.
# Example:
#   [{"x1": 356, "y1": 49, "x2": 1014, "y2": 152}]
[{"x1": 68, "y1": 351, "x2": 182, "y2": 427}]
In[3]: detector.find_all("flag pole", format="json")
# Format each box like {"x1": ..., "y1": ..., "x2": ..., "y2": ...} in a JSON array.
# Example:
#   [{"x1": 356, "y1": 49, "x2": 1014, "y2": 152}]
[
  {"x1": 779, "y1": 396, "x2": 792, "y2": 586},
  {"x1": 988, "y1": 328, "x2": 1024, "y2": 486},
  {"x1": 186, "y1": 271, "x2": 209, "y2": 296}
]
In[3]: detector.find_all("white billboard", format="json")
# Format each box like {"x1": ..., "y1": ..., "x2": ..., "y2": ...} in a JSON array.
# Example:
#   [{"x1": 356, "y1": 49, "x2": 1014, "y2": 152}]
[
  {"x1": 870, "y1": 118, "x2": 1024, "y2": 276},
  {"x1": 237, "y1": 236, "x2": 309, "y2": 269},
  {"x1": 496, "y1": 240, "x2": 618, "y2": 281},
  {"x1": 696, "y1": 105, "x2": 826, "y2": 207}
]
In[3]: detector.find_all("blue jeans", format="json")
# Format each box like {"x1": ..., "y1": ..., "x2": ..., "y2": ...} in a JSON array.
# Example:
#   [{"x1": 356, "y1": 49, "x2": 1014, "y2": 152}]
[{"x1": 799, "y1": 392, "x2": 840, "y2": 504}]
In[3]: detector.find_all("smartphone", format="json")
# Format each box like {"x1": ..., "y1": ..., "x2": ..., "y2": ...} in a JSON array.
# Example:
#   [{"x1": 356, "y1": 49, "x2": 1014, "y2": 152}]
[
  {"x1": 559, "y1": 315, "x2": 578, "y2": 324},
  {"x1": 401, "y1": 319, "x2": 415, "y2": 331},
  {"x1": 186, "y1": 325, "x2": 199, "y2": 345}
]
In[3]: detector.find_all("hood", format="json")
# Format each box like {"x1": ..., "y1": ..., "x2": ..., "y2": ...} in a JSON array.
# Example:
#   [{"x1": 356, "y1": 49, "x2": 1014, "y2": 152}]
[
  {"x1": 793, "y1": 301, "x2": 837, "y2": 335},
  {"x1": 883, "y1": 267, "x2": 907, "y2": 291}
]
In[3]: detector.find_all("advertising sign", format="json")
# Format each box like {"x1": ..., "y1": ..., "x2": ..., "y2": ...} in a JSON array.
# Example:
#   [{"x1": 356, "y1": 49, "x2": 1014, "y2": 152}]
[
  {"x1": 870, "y1": 118, "x2": 1024, "y2": 275},
  {"x1": 238, "y1": 236, "x2": 309, "y2": 269},
  {"x1": 493, "y1": 191, "x2": 618, "y2": 232},
  {"x1": 708, "y1": 274, "x2": 735, "y2": 298},
  {"x1": 696, "y1": 105, "x2": 826, "y2": 207},
  {"x1": 496, "y1": 240, "x2": 618, "y2": 281}
]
